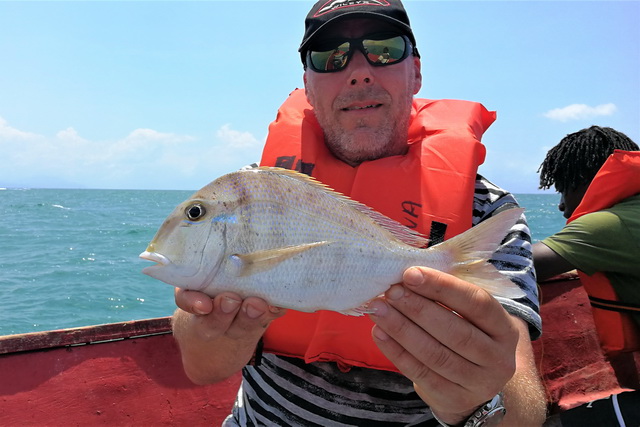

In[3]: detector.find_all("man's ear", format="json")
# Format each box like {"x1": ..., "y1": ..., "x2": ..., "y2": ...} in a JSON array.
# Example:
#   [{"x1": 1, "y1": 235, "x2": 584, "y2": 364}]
[
  {"x1": 303, "y1": 72, "x2": 315, "y2": 106},
  {"x1": 412, "y1": 57, "x2": 422, "y2": 95}
]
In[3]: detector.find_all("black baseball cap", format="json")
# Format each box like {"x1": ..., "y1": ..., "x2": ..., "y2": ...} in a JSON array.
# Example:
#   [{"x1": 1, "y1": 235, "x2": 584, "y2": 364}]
[{"x1": 299, "y1": 0, "x2": 417, "y2": 63}]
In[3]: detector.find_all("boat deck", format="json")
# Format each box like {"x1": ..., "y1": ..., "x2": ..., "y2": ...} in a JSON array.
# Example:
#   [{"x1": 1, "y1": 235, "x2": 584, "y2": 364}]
[{"x1": 0, "y1": 317, "x2": 240, "y2": 425}]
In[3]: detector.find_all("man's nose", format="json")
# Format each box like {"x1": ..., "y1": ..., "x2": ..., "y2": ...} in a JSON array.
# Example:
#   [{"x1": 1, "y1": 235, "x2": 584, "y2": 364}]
[{"x1": 347, "y1": 50, "x2": 374, "y2": 86}]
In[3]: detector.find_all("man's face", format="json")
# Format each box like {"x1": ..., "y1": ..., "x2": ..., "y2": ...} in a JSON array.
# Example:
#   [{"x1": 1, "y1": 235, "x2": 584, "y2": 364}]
[
  {"x1": 558, "y1": 183, "x2": 589, "y2": 219},
  {"x1": 303, "y1": 18, "x2": 422, "y2": 166}
]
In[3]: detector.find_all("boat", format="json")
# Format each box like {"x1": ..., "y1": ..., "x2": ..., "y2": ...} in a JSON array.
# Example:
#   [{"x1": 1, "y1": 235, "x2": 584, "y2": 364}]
[
  {"x1": 1, "y1": 273, "x2": 639, "y2": 425},
  {"x1": 0, "y1": 317, "x2": 240, "y2": 425},
  {"x1": 531, "y1": 272, "x2": 640, "y2": 412}
]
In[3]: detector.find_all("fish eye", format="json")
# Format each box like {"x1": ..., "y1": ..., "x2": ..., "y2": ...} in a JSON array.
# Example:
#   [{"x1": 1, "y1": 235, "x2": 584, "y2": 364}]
[{"x1": 185, "y1": 203, "x2": 206, "y2": 221}]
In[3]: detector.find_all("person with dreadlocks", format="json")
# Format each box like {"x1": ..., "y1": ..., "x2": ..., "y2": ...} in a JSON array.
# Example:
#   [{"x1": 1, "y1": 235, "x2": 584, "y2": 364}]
[{"x1": 533, "y1": 125, "x2": 640, "y2": 427}]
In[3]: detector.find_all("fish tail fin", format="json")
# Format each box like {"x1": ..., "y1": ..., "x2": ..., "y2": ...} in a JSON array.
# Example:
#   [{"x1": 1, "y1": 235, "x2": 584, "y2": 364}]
[{"x1": 435, "y1": 208, "x2": 526, "y2": 299}]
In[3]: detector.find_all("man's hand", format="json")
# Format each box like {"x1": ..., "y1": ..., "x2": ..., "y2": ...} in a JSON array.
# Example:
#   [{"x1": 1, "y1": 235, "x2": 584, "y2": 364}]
[
  {"x1": 369, "y1": 267, "x2": 524, "y2": 426},
  {"x1": 173, "y1": 289, "x2": 286, "y2": 384},
  {"x1": 174, "y1": 288, "x2": 285, "y2": 340}
]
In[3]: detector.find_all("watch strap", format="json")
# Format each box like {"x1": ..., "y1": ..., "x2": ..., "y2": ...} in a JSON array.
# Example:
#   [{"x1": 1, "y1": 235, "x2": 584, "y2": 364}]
[{"x1": 431, "y1": 392, "x2": 506, "y2": 427}]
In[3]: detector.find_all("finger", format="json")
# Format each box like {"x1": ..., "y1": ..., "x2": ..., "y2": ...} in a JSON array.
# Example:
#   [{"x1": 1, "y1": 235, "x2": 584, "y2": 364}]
[
  {"x1": 403, "y1": 267, "x2": 519, "y2": 342},
  {"x1": 371, "y1": 323, "x2": 455, "y2": 393},
  {"x1": 383, "y1": 284, "x2": 504, "y2": 368},
  {"x1": 224, "y1": 296, "x2": 287, "y2": 340},
  {"x1": 179, "y1": 292, "x2": 243, "y2": 341},
  {"x1": 174, "y1": 288, "x2": 214, "y2": 315},
  {"x1": 370, "y1": 326, "x2": 481, "y2": 421},
  {"x1": 369, "y1": 297, "x2": 482, "y2": 391},
  {"x1": 369, "y1": 299, "x2": 487, "y2": 418}
]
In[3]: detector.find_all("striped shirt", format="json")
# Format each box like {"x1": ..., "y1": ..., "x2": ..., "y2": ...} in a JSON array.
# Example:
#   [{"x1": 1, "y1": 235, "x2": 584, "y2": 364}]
[{"x1": 222, "y1": 174, "x2": 541, "y2": 427}]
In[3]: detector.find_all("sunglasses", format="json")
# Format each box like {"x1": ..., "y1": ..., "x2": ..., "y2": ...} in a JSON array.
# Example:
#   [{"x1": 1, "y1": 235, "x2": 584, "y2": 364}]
[{"x1": 305, "y1": 33, "x2": 417, "y2": 73}]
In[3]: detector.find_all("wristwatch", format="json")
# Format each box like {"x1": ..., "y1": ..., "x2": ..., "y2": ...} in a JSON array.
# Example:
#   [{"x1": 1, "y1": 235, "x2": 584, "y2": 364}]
[{"x1": 432, "y1": 392, "x2": 506, "y2": 427}]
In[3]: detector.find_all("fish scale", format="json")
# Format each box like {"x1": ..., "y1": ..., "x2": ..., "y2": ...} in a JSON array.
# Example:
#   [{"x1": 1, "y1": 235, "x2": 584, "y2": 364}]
[{"x1": 140, "y1": 167, "x2": 526, "y2": 315}]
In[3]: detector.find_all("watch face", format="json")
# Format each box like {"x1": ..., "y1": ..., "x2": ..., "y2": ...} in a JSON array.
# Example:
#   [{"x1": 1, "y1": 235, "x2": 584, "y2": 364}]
[
  {"x1": 464, "y1": 393, "x2": 506, "y2": 427},
  {"x1": 479, "y1": 408, "x2": 506, "y2": 427}
]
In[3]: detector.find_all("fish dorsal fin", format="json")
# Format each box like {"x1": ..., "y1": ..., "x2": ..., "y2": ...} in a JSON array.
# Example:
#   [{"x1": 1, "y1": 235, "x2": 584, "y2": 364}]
[
  {"x1": 253, "y1": 167, "x2": 429, "y2": 248},
  {"x1": 351, "y1": 203, "x2": 429, "y2": 248}
]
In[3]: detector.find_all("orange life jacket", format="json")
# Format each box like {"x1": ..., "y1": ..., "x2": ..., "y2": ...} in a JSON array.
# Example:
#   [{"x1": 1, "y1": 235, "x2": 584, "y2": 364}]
[
  {"x1": 568, "y1": 150, "x2": 640, "y2": 356},
  {"x1": 259, "y1": 88, "x2": 493, "y2": 372}
]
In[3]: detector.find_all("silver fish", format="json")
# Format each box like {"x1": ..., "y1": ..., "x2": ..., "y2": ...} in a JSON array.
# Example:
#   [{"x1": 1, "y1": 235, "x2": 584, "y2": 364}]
[{"x1": 140, "y1": 167, "x2": 525, "y2": 315}]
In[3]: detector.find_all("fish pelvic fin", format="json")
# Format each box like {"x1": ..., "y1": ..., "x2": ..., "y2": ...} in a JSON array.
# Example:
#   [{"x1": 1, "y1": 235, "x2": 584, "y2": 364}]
[
  {"x1": 230, "y1": 241, "x2": 330, "y2": 277},
  {"x1": 433, "y1": 208, "x2": 526, "y2": 299}
]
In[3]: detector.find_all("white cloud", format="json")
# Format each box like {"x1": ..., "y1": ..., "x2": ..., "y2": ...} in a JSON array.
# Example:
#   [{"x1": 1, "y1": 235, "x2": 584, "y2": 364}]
[
  {"x1": 216, "y1": 123, "x2": 260, "y2": 149},
  {"x1": 125, "y1": 128, "x2": 191, "y2": 142},
  {"x1": 106, "y1": 128, "x2": 196, "y2": 160},
  {"x1": 543, "y1": 103, "x2": 617, "y2": 122},
  {"x1": 0, "y1": 117, "x2": 263, "y2": 189},
  {"x1": 0, "y1": 116, "x2": 40, "y2": 140},
  {"x1": 204, "y1": 124, "x2": 264, "y2": 173},
  {"x1": 56, "y1": 127, "x2": 86, "y2": 142}
]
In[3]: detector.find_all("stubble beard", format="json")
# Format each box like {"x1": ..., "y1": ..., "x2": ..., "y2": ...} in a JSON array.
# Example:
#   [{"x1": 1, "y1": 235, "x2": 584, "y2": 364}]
[{"x1": 320, "y1": 93, "x2": 414, "y2": 167}]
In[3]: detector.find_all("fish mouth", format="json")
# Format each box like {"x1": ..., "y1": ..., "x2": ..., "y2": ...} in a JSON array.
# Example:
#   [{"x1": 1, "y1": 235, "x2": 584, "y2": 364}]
[
  {"x1": 139, "y1": 251, "x2": 171, "y2": 266},
  {"x1": 139, "y1": 250, "x2": 207, "y2": 291}
]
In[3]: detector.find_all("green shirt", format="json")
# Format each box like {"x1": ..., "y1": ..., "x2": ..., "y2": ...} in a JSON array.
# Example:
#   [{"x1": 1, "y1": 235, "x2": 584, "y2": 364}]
[{"x1": 542, "y1": 194, "x2": 640, "y2": 325}]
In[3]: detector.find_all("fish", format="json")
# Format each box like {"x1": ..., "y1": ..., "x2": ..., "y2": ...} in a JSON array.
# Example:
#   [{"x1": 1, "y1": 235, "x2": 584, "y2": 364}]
[{"x1": 140, "y1": 167, "x2": 526, "y2": 316}]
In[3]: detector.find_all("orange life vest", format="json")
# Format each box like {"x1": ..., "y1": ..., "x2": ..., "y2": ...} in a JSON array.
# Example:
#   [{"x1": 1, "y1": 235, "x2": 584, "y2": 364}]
[
  {"x1": 259, "y1": 88, "x2": 493, "y2": 372},
  {"x1": 568, "y1": 150, "x2": 640, "y2": 356}
]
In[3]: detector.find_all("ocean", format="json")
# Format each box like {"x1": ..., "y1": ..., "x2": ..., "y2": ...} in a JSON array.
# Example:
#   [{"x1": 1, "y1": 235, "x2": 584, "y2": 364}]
[{"x1": 0, "y1": 188, "x2": 565, "y2": 336}]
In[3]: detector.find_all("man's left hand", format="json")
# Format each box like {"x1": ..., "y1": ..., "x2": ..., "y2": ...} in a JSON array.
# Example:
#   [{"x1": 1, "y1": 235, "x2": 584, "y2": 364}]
[{"x1": 369, "y1": 266, "x2": 519, "y2": 425}]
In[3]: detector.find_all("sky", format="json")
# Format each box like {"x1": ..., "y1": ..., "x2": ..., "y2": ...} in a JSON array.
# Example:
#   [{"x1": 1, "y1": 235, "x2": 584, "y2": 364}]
[{"x1": 0, "y1": 0, "x2": 638, "y2": 193}]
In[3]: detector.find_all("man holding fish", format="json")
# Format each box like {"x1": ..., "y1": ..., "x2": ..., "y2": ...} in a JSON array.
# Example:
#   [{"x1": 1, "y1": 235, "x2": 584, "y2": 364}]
[{"x1": 163, "y1": 1, "x2": 546, "y2": 425}]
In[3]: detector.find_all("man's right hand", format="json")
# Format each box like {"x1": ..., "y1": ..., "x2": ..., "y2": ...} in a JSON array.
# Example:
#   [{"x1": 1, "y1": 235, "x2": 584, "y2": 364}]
[{"x1": 172, "y1": 289, "x2": 286, "y2": 384}]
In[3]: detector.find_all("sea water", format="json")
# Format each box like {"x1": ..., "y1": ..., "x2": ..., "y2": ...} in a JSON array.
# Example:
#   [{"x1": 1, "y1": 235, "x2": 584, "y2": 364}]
[{"x1": 0, "y1": 188, "x2": 565, "y2": 336}]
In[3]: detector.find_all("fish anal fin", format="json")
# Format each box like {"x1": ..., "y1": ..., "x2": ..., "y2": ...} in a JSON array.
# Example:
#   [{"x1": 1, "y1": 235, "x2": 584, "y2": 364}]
[
  {"x1": 337, "y1": 294, "x2": 390, "y2": 317},
  {"x1": 230, "y1": 241, "x2": 330, "y2": 277},
  {"x1": 339, "y1": 303, "x2": 371, "y2": 317}
]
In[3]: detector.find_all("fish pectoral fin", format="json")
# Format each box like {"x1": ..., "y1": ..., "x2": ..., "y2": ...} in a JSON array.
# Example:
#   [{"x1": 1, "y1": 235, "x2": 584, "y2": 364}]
[{"x1": 230, "y1": 241, "x2": 330, "y2": 277}]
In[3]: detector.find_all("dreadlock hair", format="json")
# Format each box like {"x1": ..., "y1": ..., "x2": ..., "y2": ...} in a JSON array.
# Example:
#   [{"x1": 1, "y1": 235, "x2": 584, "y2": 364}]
[{"x1": 538, "y1": 126, "x2": 639, "y2": 192}]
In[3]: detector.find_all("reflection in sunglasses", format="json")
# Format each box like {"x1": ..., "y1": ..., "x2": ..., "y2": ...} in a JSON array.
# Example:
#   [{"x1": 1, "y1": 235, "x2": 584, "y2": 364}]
[{"x1": 307, "y1": 34, "x2": 413, "y2": 73}]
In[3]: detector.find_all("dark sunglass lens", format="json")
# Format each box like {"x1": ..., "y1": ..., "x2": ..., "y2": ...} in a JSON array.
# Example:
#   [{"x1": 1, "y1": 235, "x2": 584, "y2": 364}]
[
  {"x1": 362, "y1": 36, "x2": 407, "y2": 64},
  {"x1": 309, "y1": 41, "x2": 350, "y2": 72}
]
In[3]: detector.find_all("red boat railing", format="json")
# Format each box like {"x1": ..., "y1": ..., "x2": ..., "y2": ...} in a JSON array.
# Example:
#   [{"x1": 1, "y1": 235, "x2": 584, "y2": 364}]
[{"x1": 0, "y1": 317, "x2": 173, "y2": 355}]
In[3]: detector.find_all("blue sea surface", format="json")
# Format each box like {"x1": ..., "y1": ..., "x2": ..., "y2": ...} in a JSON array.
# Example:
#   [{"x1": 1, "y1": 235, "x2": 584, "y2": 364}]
[
  {"x1": 0, "y1": 188, "x2": 565, "y2": 336},
  {"x1": 515, "y1": 193, "x2": 566, "y2": 243}
]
